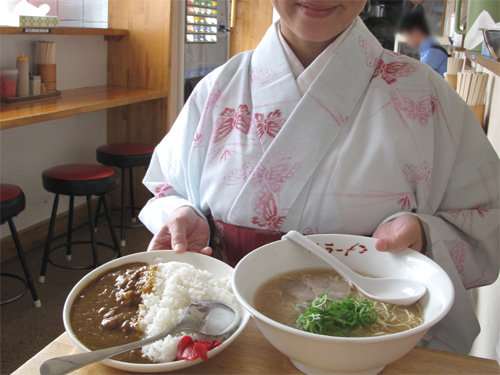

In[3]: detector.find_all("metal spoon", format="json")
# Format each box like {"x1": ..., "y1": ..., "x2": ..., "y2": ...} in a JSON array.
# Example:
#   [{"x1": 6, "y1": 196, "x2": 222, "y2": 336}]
[
  {"x1": 282, "y1": 231, "x2": 426, "y2": 305},
  {"x1": 40, "y1": 301, "x2": 240, "y2": 375}
]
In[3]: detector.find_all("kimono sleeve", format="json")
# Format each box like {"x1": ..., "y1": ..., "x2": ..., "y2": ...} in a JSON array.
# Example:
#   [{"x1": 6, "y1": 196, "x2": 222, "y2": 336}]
[
  {"x1": 139, "y1": 92, "x2": 206, "y2": 235},
  {"x1": 386, "y1": 99, "x2": 499, "y2": 290},
  {"x1": 379, "y1": 88, "x2": 499, "y2": 354}
]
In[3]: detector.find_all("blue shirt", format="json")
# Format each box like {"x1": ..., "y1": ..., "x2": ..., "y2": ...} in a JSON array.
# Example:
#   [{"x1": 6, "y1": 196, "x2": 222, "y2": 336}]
[{"x1": 419, "y1": 37, "x2": 448, "y2": 77}]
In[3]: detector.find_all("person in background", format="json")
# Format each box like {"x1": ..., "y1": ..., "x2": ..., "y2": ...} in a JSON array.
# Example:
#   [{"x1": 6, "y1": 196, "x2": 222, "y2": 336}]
[{"x1": 398, "y1": 11, "x2": 449, "y2": 77}]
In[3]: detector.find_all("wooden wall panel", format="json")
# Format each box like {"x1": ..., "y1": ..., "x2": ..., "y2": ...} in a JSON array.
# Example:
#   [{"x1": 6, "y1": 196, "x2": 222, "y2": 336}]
[
  {"x1": 230, "y1": 0, "x2": 274, "y2": 57},
  {"x1": 107, "y1": 0, "x2": 172, "y2": 207},
  {"x1": 107, "y1": 0, "x2": 171, "y2": 91}
]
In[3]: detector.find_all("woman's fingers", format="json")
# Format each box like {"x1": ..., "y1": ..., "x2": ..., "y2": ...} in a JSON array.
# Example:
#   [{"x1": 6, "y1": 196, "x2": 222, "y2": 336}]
[
  {"x1": 373, "y1": 214, "x2": 424, "y2": 253},
  {"x1": 147, "y1": 225, "x2": 173, "y2": 251},
  {"x1": 199, "y1": 247, "x2": 213, "y2": 256},
  {"x1": 375, "y1": 228, "x2": 416, "y2": 253},
  {"x1": 168, "y1": 218, "x2": 189, "y2": 253},
  {"x1": 147, "y1": 207, "x2": 212, "y2": 255}
]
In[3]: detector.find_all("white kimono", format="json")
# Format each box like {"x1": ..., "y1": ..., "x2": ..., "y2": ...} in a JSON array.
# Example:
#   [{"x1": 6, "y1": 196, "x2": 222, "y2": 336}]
[{"x1": 140, "y1": 18, "x2": 499, "y2": 354}]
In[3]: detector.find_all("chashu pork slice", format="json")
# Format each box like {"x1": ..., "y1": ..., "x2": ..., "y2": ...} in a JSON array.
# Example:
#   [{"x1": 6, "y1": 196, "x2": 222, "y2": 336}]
[{"x1": 302, "y1": 275, "x2": 352, "y2": 301}]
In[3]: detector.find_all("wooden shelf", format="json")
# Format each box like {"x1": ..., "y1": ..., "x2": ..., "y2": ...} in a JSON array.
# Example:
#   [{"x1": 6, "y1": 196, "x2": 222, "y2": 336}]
[
  {"x1": 465, "y1": 51, "x2": 500, "y2": 76},
  {"x1": 0, "y1": 26, "x2": 128, "y2": 38},
  {"x1": 0, "y1": 85, "x2": 168, "y2": 130}
]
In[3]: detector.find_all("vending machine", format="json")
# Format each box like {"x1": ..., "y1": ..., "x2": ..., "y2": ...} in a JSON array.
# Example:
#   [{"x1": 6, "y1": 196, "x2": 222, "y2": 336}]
[{"x1": 170, "y1": 0, "x2": 232, "y2": 110}]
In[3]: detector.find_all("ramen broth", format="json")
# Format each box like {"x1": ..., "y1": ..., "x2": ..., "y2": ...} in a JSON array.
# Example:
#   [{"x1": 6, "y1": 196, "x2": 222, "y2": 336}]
[{"x1": 254, "y1": 269, "x2": 423, "y2": 337}]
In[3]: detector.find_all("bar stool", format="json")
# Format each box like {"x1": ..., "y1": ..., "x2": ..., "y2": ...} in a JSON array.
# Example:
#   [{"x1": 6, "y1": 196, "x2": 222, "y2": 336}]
[
  {"x1": 96, "y1": 143, "x2": 155, "y2": 247},
  {"x1": 39, "y1": 164, "x2": 121, "y2": 283},
  {"x1": 0, "y1": 184, "x2": 41, "y2": 307}
]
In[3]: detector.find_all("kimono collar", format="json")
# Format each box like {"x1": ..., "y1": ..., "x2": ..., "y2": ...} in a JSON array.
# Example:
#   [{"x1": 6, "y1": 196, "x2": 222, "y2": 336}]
[
  {"x1": 277, "y1": 19, "x2": 356, "y2": 81},
  {"x1": 250, "y1": 16, "x2": 384, "y2": 114}
]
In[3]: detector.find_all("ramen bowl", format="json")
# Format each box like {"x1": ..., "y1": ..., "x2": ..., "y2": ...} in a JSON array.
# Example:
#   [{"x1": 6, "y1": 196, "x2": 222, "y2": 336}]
[
  {"x1": 232, "y1": 234, "x2": 454, "y2": 375},
  {"x1": 63, "y1": 251, "x2": 250, "y2": 373}
]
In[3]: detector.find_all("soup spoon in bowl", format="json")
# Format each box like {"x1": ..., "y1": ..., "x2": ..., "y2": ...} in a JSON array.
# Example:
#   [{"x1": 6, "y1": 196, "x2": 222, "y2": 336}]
[
  {"x1": 40, "y1": 301, "x2": 241, "y2": 375},
  {"x1": 282, "y1": 231, "x2": 427, "y2": 306}
]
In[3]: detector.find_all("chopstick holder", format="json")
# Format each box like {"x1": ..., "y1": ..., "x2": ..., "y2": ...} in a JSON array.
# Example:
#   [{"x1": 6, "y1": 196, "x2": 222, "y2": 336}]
[
  {"x1": 445, "y1": 74, "x2": 457, "y2": 90},
  {"x1": 469, "y1": 105, "x2": 485, "y2": 129},
  {"x1": 37, "y1": 64, "x2": 57, "y2": 93}
]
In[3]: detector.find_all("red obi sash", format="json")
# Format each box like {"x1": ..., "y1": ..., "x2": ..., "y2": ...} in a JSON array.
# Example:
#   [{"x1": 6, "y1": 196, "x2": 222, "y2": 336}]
[{"x1": 209, "y1": 218, "x2": 284, "y2": 267}]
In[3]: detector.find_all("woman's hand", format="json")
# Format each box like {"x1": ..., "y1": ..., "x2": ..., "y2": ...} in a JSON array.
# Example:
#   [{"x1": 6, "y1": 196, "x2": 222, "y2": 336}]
[
  {"x1": 147, "y1": 206, "x2": 212, "y2": 255},
  {"x1": 373, "y1": 214, "x2": 426, "y2": 253}
]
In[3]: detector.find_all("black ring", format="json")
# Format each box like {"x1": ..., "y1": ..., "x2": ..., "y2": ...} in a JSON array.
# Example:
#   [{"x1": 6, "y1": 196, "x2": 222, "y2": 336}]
[
  {"x1": 47, "y1": 241, "x2": 119, "y2": 270},
  {"x1": 0, "y1": 273, "x2": 28, "y2": 305}
]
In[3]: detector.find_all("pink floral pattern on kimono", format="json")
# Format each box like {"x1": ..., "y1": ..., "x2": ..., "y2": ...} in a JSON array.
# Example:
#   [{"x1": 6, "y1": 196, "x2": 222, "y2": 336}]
[
  {"x1": 224, "y1": 163, "x2": 254, "y2": 185},
  {"x1": 150, "y1": 183, "x2": 175, "y2": 202},
  {"x1": 373, "y1": 59, "x2": 417, "y2": 85},
  {"x1": 251, "y1": 190, "x2": 286, "y2": 231},
  {"x1": 403, "y1": 161, "x2": 432, "y2": 190},
  {"x1": 390, "y1": 91, "x2": 435, "y2": 126},
  {"x1": 398, "y1": 192, "x2": 417, "y2": 210},
  {"x1": 255, "y1": 110, "x2": 286, "y2": 140},
  {"x1": 447, "y1": 207, "x2": 490, "y2": 233},
  {"x1": 212, "y1": 105, "x2": 252, "y2": 144},
  {"x1": 303, "y1": 226, "x2": 320, "y2": 235},
  {"x1": 358, "y1": 35, "x2": 379, "y2": 68},
  {"x1": 251, "y1": 159, "x2": 299, "y2": 230},
  {"x1": 250, "y1": 67, "x2": 276, "y2": 84},
  {"x1": 449, "y1": 240, "x2": 468, "y2": 282},
  {"x1": 252, "y1": 159, "x2": 299, "y2": 193},
  {"x1": 192, "y1": 132, "x2": 204, "y2": 148},
  {"x1": 335, "y1": 190, "x2": 417, "y2": 211}
]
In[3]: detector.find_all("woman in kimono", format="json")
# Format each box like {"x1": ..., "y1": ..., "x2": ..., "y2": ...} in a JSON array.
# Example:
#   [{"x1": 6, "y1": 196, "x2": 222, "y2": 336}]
[{"x1": 140, "y1": 0, "x2": 499, "y2": 355}]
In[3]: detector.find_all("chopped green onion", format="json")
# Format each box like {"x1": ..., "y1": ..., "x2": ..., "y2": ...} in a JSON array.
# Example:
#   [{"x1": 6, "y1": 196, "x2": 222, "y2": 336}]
[{"x1": 297, "y1": 292, "x2": 378, "y2": 337}]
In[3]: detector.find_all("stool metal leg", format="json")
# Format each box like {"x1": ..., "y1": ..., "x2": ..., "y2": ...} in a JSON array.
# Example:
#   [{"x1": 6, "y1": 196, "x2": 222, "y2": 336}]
[
  {"x1": 120, "y1": 167, "x2": 126, "y2": 247},
  {"x1": 129, "y1": 167, "x2": 137, "y2": 223},
  {"x1": 101, "y1": 194, "x2": 122, "y2": 258},
  {"x1": 8, "y1": 219, "x2": 41, "y2": 308},
  {"x1": 39, "y1": 194, "x2": 59, "y2": 283},
  {"x1": 93, "y1": 195, "x2": 102, "y2": 233},
  {"x1": 86, "y1": 195, "x2": 99, "y2": 268},
  {"x1": 66, "y1": 195, "x2": 74, "y2": 261}
]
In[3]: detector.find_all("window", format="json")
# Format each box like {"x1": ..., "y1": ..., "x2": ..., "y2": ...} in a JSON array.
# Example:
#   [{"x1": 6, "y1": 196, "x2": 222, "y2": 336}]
[{"x1": 2, "y1": 0, "x2": 108, "y2": 28}]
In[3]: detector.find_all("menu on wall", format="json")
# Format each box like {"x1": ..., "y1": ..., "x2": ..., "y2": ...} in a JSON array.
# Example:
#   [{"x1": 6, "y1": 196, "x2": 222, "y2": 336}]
[{"x1": 186, "y1": 0, "x2": 218, "y2": 43}]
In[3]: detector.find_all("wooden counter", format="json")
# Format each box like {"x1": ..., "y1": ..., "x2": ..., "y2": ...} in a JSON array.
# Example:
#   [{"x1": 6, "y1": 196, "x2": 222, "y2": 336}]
[
  {"x1": 13, "y1": 319, "x2": 499, "y2": 375},
  {"x1": 0, "y1": 85, "x2": 168, "y2": 130}
]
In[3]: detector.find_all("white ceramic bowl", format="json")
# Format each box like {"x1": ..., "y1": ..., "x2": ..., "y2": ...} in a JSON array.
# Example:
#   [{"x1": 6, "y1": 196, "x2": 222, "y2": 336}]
[
  {"x1": 232, "y1": 234, "x2": 454, "y2": 375},
  {"x1": 63, "y1": 251, "x2": 250, "y2": 373}
]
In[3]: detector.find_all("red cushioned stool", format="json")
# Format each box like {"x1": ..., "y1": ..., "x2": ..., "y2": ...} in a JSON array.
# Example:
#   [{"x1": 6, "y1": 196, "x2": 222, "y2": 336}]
[
  {"x1": 39, "y1": 164, "x2": 121, "y2": 283},
  {"x1": 0, "y1": 184, "x2": 41, "y2": 307},
  {"x1": 96, "y1": 143, "x2": 155, "y2": 247}
]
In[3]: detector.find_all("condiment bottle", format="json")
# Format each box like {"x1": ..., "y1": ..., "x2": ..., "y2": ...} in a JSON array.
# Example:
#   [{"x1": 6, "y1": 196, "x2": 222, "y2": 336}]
[
  {"x1": 16, "y1": 52, "x2": 29, "y2": 97},
  {"x1": 0, "y1": 69, "x2": 18, "y2": 99},
  {"x1": 30, "y1": 75, "x2": 42, "y2": 96}
]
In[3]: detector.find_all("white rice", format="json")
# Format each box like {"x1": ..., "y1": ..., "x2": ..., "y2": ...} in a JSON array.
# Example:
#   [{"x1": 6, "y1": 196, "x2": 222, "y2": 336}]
[{"x1": 138, "y1": 261, "x2": 237, "y2": 363}]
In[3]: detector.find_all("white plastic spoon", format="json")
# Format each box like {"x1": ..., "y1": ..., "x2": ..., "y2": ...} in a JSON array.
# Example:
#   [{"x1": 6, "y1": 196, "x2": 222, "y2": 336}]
[{"x1": 282, "y1": 231, "x2": 426, "y2": 305}]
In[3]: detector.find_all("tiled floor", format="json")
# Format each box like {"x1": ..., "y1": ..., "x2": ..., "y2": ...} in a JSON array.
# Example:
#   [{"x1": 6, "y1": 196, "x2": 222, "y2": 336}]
[{"x1": 0, "y1": 220, "x2": 152, "y2": 374}]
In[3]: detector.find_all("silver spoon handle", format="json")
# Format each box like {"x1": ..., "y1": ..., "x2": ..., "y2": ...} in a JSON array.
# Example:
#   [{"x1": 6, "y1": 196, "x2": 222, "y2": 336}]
[{"x1": 39, "y1": 326, "x2": 184, "y2": 375}]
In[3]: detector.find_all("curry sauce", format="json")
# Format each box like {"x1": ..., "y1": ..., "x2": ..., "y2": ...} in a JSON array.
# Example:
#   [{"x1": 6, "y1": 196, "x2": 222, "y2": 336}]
[{"x1": 70, "y1": 262, "x2": 157, "y2": 363}]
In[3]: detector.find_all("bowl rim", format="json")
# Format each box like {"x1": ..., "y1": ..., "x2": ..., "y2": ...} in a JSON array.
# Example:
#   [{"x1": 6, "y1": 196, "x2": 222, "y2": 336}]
[
  {"x1": 63, "y1": 250, "x2": 250, "y2": 371},
  {"x1": 232, "y1": 234, "x2": 455, "y2": 344}
]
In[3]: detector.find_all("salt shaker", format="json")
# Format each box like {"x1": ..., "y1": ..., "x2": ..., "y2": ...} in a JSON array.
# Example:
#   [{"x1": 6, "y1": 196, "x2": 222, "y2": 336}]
[{"x1": 30, "y1": 75, "x2": 42, "y2": 96}]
